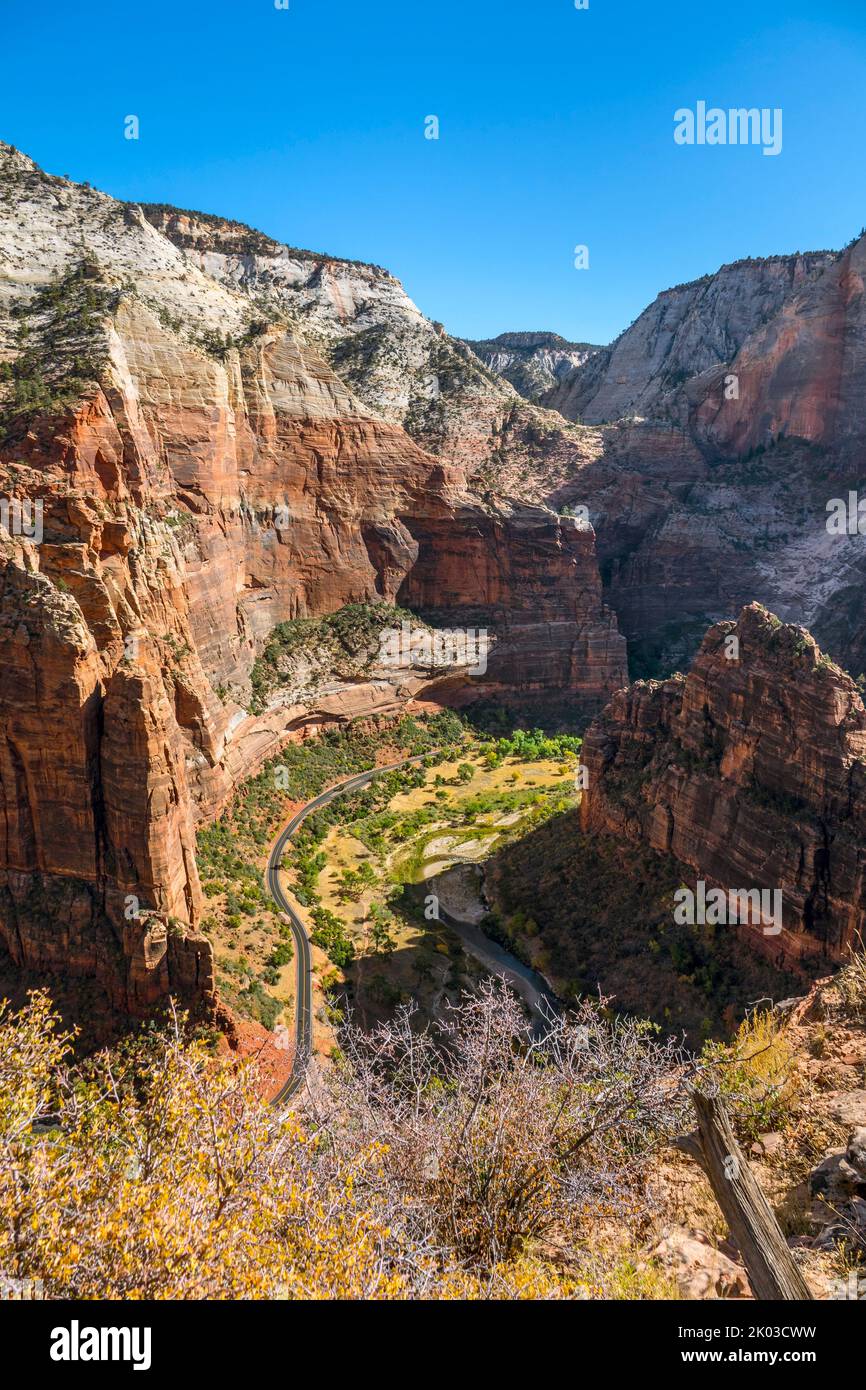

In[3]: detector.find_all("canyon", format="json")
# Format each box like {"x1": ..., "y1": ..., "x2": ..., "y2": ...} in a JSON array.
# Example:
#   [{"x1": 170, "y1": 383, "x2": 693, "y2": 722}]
[
  {"x1": 2, "y1": 137, "x2": 866, "y2": 1030},
  {"x1": 0, "y1": 143, "x2": 624, "y2": 1018}
]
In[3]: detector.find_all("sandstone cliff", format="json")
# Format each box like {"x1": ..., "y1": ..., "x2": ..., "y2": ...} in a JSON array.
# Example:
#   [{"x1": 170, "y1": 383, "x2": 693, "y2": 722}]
[
  {"x1": 543, "y1": 252, "x2": 839, "y2": 428},
  {"x1": 0, "y1": 143, "x2": 625, "y2": 1016},
  {"x1": 531, "y1": 240, "x2": 866, "y2": 681},
  {"x1": 581, "y1": 604, "x2": 866, "y2": 970}
]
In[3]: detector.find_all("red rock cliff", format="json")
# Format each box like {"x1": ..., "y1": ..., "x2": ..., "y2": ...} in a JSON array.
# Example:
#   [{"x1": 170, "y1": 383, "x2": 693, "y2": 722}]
[
  {"x1": 581, "y1": 604, "x2": 866, "y2": 970},
  {"x1": 0, "y1": 145, "x2": 625, "y2": 1018}
]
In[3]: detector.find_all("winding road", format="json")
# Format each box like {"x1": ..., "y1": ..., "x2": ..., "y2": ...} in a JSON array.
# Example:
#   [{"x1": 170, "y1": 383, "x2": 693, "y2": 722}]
[
  {"x1": 265, "y1": 750, "x2": 558, "y2": 1107},
  {"x1": 266, "y1": 754, "x2": 430, "y2": 1107}
]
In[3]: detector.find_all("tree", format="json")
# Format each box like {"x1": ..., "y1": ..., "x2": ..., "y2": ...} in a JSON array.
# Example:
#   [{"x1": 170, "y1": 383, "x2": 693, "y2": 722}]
[
  {"x1": 336, "y1": 868, "x2": 364, "y2": 903},
  {"x1": 369, "y1": 917, "x2": 396, "y2": 957},
  {"x1": 314, "y1": 979, "x2": 690, "y2": 1267}
]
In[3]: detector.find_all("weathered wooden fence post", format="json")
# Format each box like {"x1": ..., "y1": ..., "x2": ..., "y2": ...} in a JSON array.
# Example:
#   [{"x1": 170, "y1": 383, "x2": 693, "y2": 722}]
[{"x1": 676, "y1": 1089, "x2": 813, "y2": 1301}]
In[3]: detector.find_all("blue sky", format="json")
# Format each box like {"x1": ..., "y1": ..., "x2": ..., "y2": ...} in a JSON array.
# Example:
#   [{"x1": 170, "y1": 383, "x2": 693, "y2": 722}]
[{"x1": 2, "y1": 0, "x2": 865, "y2": 344}]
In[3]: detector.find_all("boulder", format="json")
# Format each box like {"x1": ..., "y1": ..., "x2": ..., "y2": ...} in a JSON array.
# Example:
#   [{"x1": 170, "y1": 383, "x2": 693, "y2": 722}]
[{"x1": 648, "y1": 1227, "x2": 752, "y2": 1299}]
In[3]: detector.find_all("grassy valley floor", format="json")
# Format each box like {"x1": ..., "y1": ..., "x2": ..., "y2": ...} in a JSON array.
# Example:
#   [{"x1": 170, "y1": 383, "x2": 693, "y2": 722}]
[{"x1": 196, "y1": 705, "x2": 800, "y2": 1053}]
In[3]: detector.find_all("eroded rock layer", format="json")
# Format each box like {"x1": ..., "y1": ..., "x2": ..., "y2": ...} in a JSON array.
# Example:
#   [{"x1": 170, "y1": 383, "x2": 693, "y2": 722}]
[
  {"x1": 581, "y1": 604, "x2": 866, "y2": 970},
  {"x1": 0, "y1": 143, "x2": 626, "y2": 1016}
]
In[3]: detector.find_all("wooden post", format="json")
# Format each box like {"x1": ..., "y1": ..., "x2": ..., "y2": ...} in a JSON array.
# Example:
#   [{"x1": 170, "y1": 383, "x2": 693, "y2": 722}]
[{"x1": 676, "y1": 1089, "x2": 813, "y2": 1301}]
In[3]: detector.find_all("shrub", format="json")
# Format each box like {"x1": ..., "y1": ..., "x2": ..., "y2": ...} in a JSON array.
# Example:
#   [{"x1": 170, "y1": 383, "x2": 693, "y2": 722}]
[
  {"x1": 834, "y1": 948, "x2": 866, "y2": 1022},
  {"x1": 704, "y1": 1009, "x2": 799, "y2": 1142}
]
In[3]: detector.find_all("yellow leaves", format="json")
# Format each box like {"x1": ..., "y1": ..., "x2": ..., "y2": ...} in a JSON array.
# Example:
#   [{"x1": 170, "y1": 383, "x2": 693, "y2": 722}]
[
  {"x1": 705, "y1": 1007, "x2": 800, "y2": 1141},
  {"x1": 0, "y1": 987, "x2": 679, "y2": 1300},
  {"x1": 435, "y1": 1256, "x2": 589, "y2": 1301},
  {"x1": 0, "y1": 991, "x2": 73, "y2": 1143},
  {"x1": 0, "y1": 992, "x2": 417, "y2": 1299}
]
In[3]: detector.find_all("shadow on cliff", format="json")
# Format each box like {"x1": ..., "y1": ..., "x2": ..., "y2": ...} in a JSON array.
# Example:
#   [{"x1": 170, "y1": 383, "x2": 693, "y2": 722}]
[
  {"x1": 0, "y1": 941, "x2": 214, "y2": 1056},
  {"x1": 0, "y1": 941, "x2": 130, "y2": 1053},
  {"x1": 481, "y1": 808, "x2": 801, "y2": 1047}
]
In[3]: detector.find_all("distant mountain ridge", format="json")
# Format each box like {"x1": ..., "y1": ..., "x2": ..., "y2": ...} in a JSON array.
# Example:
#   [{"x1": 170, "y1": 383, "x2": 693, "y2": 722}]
[{"x1": 465, "y1": 330, "x2": 601, "y2": 402}]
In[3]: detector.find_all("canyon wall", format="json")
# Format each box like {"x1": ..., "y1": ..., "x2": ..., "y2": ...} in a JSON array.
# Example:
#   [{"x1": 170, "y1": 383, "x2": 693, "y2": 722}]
[
  {"x1": 0, "y1": 143, "x2": 625, "y2": 1016},
  {"x1": 581, "y1": 604, "x2": 866, "y2": 970},
  {"x1": 463, "y1": 332, "x2": 600, "y2": 403},
  {"x1": 532, "y1": 239, "x2": 866, "y2": 680},
  {"x1": 153, "y1": 188, "x2": 866, "y2": 685},
  {"x1": 543, "y1": 251, "x2": 840, "y2": 429}
]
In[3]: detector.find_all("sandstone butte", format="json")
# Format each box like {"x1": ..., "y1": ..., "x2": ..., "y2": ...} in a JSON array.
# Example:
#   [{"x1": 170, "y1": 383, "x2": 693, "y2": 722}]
[
  {"x1": 0, "y1": 145, "x2": 626, "y2": 1018},
  {"x1": 582, "y1": 604, "x2": 866, "y2": 972}
]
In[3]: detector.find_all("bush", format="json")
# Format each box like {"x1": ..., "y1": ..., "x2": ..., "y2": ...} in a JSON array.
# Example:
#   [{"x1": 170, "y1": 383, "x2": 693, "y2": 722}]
[
  {"x1": 310, "y1": 907, "x2": 355, "y2": 967},
  {"x1": 835, "y1": 949, "x2": 866, "y2": 1022},
  {"x1": 268, "y1": 941, "x2": 294, "y2": 969},
  {"x1": 704, "y1": 1009, "x2": 799, "y2": 1142}
]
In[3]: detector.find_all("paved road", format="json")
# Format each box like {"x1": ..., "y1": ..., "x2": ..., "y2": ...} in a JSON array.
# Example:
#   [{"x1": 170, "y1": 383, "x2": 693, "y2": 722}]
[
  {"x1": 436, "y1": 902, "x2": 558, "y2": 1030},
  {"x1": 266, "y1": 754, "x2": 431, "y2": 1107},
  {"x1": 265, "y1": 749, "x2": 560, "y2": 1105}
]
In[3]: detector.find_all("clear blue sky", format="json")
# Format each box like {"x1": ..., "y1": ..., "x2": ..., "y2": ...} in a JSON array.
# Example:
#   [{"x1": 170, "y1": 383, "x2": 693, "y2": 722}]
[{"x1": 2, "y1": 0, "x2": 865, "y2": 345}]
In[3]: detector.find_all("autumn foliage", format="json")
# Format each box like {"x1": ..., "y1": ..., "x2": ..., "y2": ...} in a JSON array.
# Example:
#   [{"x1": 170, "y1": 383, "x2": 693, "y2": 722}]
[{"x1": 0, "y1": 983, "x2": 688, "y2": 1299}]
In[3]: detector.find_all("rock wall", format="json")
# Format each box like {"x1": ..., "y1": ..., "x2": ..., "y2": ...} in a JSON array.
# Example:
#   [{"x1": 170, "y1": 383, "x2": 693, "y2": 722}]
[
  {"x1": 536, "y1": 236, "x2": 866, "y2": 680},
  {"x1": 581, "y1": 605, "x2": 866, "y2": 970},
  {"x1": 0, "y1": 143, "x2": 626, "y2": 1017},
  {"x1": 399, "y1": 501, "x2": 625, "y2": 704},
  {"x1": 463, "y1": 332, "x2": 600, "y2": 403},
  {"x1": 544, "y1": 251, "x2": 839, "y2": 429}
]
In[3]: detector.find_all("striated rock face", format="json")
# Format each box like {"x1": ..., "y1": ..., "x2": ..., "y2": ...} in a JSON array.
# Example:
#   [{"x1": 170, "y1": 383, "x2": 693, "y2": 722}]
[
  {"x1": 137, "y1": 203, "x2": 615, "y2": 488},
  {"x1": 399, "y1": 501, "x2": 625, "y2": 705},
  {"x1": 544, "y1": 252, "x2": 839, "y2": 428},
  {"x1": 581, "y1": 605, "x2": 866, "y2": 970},
  {"x1": 0, "y1": 546, "x2": 212, "y2": 1013},
  {"x1": 137, "y1": 201, "x2": 516, "y2": 471},
  {"x1": 133, "y1": 207, "x2": 866, "y2": 696},
  {"x1": 0, "y1": 142, "x2": 626, "y2": 1017},
  {"x1": 536, "y1": 239, "x2": 866, "y2": 681},
  {"x1": 464, "y1": 332, "x2": 601, "y2": 403}
]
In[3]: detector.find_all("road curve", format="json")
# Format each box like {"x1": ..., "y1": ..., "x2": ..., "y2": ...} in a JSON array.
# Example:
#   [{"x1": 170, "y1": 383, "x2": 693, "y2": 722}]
[{"x1": 266, "y1": 754, "x2": 431, "y2": 1108}]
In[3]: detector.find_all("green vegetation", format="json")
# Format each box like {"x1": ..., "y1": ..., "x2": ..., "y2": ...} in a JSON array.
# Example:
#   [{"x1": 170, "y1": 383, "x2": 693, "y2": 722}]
[
  {"x1": 478, "y1": 727, "x2": 581, "y2": 767},
  {"x1": 0, "y1": 261, "x2": 115, "y2": 443},
  {"x1": 247, "y1": 601, "x2": 429, "y2": 713},
  {"x1": 196, "y1": 710, "x2": 467, "y2": 984},
  {"x1": 189, "y1": 318, "x2": 282, "y2": 360},
  {"x1": 703, "y1": 1009, "x2": 800, "y2": 1142},
  {"x1": 309, "y1": 906, "x2": 355, "y2": 967},
  {"x1": 745, "y1": 776, "x2": 813, "y2": 821},
  {"x1": 286, "y1": 727, "x2": 579, "y2": 989},
  {"x1": 133, "y1": 200, "x2": 389, "y2": 272}
]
